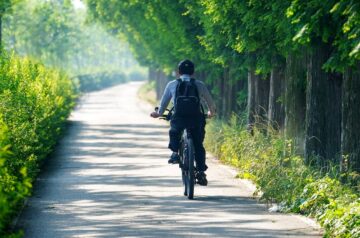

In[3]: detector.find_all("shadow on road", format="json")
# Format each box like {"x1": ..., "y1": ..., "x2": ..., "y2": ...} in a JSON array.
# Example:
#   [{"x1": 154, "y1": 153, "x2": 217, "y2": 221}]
[{"x1": 18, "y1": 116, "x2": 320, "y2": 237}]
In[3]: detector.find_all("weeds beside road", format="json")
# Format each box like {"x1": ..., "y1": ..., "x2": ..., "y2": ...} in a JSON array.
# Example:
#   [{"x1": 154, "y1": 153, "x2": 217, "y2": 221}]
[{"x1": 205, "y1": 116, "x2": 359, "y2": 238}]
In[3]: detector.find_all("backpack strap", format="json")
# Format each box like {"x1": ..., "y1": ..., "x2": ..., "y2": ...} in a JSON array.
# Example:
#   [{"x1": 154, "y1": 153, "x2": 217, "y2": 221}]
[
  {"x1": 175, "y1": 77, "x2": 200, "y2": 104},
  {"x1": 174, "y1": 78, "x2": 182, "y2": 101}
]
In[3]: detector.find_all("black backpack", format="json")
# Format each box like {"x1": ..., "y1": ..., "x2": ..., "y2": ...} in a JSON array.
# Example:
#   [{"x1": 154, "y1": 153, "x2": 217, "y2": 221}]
[{"x1": 174, "y1": 78, "x2": 201, "y2": 117}]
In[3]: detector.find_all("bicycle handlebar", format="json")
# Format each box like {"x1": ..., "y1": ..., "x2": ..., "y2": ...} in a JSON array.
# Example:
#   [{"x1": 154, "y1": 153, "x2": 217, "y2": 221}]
[{"x1": 154, "y1": 107, "x2": 209, "y2": 121}]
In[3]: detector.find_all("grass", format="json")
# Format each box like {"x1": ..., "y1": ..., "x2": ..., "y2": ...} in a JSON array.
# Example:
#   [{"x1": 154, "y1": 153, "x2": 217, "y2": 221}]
[
  {"x1": 204, "y1": 115, "x2": 359, "y2": 237},
  {"x1": 137, "y1": 80, "x2": 157, "y2": 106},
  {"x1": 137, "y1": 81, "x2": 359, "y2": 237}
]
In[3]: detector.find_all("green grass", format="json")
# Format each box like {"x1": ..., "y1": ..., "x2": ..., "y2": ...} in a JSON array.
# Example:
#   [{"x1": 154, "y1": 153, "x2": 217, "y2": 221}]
[
  {"x1": 137, "y1": 80, "x2": 157, "y2": 106},
  {"x1": 205, "y1": 115, "x2": 359, "y2": 238}
]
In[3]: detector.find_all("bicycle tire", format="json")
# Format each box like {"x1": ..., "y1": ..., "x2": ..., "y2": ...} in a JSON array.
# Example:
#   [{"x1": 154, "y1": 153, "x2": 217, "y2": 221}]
[
  {"x1": 180, "y1": 140, "x2": 188, "y2": 196},
  {"x1": 186, "y1": 138, "x2": 195, "y2": 199}
]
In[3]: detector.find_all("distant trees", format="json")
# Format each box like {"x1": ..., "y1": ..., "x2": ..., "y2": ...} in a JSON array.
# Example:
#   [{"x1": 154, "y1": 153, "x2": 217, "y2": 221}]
[
  {"x1": 85, "y1": 0, "x2": 359, "y2": 174},
  {"x1": 0, "y1": 0, "x2": 22, "y2": 46},
  {"x1": 2, "y1": 0, "x2": 140, "y2": 75}
]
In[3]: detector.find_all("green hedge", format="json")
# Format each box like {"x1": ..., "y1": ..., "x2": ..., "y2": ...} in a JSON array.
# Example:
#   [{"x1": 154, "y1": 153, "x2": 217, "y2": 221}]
[
  {"x1": 0, "y1": 51, "x2": 77, "y2": 234},
  {"x1": 205, "y1": 116, "x2": 359, "y2": 237},
  {"x1": 75, "y1": 72, "x2": 127, "y2": 92}
]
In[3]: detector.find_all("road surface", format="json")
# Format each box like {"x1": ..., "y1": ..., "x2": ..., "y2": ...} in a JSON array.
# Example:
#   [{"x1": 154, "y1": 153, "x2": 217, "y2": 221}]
[{"x1": 16, "y1": 82, "x2": 322, "y2": 237}]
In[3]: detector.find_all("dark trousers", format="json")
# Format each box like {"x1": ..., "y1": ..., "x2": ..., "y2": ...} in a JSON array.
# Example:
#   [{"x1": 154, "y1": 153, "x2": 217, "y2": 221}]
[{"x1": 168, "y1": 116, "x2": 207, "y2": 171}]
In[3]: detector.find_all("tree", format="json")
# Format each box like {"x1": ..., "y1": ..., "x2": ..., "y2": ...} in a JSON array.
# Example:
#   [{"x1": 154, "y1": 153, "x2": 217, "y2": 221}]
[
  {"x1": 0, "y1": 0, "x2": 22, "y2": 46},
  {"x1": 286, "y1": 0, "x2": 359, "y2": 167},
  {"x1": 85, "y1": 0, "x2": 359, "y2": 173},
  {"x1": 3, "y1": 0, "x2": 138, "y2": 75}
]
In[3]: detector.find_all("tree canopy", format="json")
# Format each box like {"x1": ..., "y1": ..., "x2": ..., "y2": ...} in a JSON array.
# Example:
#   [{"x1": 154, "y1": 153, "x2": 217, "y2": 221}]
[{"x1": 85, "y1": 0, "x2": 359, "y2": 73}]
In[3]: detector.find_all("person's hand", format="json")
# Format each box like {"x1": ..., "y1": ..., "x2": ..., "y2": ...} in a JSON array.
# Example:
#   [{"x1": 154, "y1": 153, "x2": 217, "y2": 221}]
[{"x1": 150, "y1": 111, "x2": 160, "y2": 118}]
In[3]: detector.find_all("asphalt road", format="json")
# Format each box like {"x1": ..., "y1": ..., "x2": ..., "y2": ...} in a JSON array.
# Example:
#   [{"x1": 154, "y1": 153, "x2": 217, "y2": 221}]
[{"x1": 16, "y1": 81, "x2": 323, "y2": 237}]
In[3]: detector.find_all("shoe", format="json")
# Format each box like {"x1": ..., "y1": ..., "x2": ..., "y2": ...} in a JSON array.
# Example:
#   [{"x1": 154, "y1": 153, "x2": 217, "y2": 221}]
[
  {"x1": 196, "y1": 171, "x2": 208, "y2": 186},
  {"x1": 168, "y1": 152, "x2": 180, "y2": 164}
]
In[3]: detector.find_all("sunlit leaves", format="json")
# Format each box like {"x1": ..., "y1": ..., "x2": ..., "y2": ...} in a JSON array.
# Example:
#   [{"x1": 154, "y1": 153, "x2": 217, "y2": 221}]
[
  {"x1": 286, "y1": 0, "x2": 359, "y2": 70},
  {"x1": 349, "y1": 42, "x2": 360, "y2": 58},
  {"x1": 0, "y1": 50, "x2": 76, "y2": 233},
  {"x1": 85, "y1": 0, "x2": 358, "y2": 73},
  {"x1": 205, "y1": 118, "x2": 360, "y2": 237}
]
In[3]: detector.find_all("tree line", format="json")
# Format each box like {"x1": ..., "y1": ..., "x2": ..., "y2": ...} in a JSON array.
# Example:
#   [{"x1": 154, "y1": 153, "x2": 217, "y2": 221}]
[
  {"x1": 86, "y1": 0, "x2": 359, "y2": 177},
  {"x1": 1, "y1": 0, "x2": 141, "y2": 76}
]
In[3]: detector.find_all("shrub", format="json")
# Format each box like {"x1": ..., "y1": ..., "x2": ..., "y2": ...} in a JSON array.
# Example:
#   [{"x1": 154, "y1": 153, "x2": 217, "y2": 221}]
[
  {"x1": 205, "y1": 115, "x2": 360, "y2": 237},
  {"x1": 127, "y1": 70, "x2": 147, "y2": 81},
  {"x1": 0, "y1": 51, "x2": 76, "y2": 234},
  {"x1": 75, "y1": 72, "x2": 127, "y2": 92}
]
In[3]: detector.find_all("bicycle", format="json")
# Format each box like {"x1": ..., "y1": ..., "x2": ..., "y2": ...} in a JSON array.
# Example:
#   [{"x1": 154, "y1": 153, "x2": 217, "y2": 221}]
[{"x1": 157, "y1": 107, "x2": 205, "y2": 200}]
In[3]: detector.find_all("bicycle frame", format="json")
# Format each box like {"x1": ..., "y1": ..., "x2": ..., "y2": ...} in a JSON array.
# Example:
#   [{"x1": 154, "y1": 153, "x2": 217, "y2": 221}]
[{"x1": 179, "y1": 128, "x2": 196, "y2": 199}]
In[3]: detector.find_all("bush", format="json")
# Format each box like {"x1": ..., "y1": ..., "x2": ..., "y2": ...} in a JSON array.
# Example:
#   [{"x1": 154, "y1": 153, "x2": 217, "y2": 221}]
[
  {"x1": 75, "y1": 72, "x2": 127, "y2": 92},
  {"x1": 0, "y1": 51, "x2": 76, "y2": 234},
  {"x1": 205, "y1": 115, "x2": 360, "y2": 237},
  {"x1": 127, "y1": 70, "x2": 147, "y2": 81},
  {"x1": 137, "y1": 80, "x2": 157, "y2": 106}
]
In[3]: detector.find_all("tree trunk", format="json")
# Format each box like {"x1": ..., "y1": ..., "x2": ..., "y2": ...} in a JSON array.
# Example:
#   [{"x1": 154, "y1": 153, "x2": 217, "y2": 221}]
[
  {"x1": 284, "y1": 52, "x2": 307, "y2": 153},
  {"x1": 247, "y1": 70, "x2": 257, "y2": 131},
  {"x1": 268, "y1": 61, "x2": 285, "y2": 130},
  {"x1": 305, "y1": 42, "x2": 342, "y2": 167},
  {"x1": 219, "y1": 74, "x2": 226, "y2": 118},
  {"x1": 225, "y1": 67, "x2": 233, "y2": 118},
  {"x1": 325, "y1": 72, "x2": 342, "y2": 163},
  {"x1": 232, "y1": 78, "x2": 240, "y2": 112},
  {"x1": 195, "y1": 70, "x2": 207, "y2": 82},
  {"x1": 235, "y1": 74, "x2": 247, "y2": 113},
  {"x1": 155, "y1": 70, "x2": 161, "y2": 100},
  {"x1": 154, "y1": 70, "x2": 168, "y2": 100},
  {"x1": 148, "y1": 67, "x2": 156, "y2": 82},
  {"x1": 213, "y1": 76, "x2": 220, "y2": 117},
  {"x1": 305, "y1": 44, "x2": 327, "y2": 165},
  {"x1": 254, "y1": 73, "x2": 270, "y2": 126},
  {"x1": 160, "y1": 70, "x2": 168, "y2": 97},
  {"x1": 341, "y1": 63, "x2": 360, "y2": 174}
]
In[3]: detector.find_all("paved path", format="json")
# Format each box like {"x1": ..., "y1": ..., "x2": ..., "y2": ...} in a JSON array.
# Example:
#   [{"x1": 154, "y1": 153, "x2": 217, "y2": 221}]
[{"x1": 16, "y1": 82, "x2": 322, "y2": 237}]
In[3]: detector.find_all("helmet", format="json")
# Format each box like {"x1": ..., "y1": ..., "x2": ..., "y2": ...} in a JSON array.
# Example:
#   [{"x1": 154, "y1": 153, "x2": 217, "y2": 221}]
[{"x1": 178, "y1": 59, "x2": 194, "y2": 75}]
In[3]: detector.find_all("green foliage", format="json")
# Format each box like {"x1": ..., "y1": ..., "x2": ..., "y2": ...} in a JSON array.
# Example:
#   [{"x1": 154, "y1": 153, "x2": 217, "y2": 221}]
[
  {"x1": 3, "y1": 0, "x2": 141, "y2": 76},
  {"x1": 0, "y1": 0, "x2": 22, "y2": 16},
  {"x1": 86, "y1": 0, "x2": 359, "y2": 75},
  {"x1": 287, "y1": 0, "x2": 359, "y2": 71},
  {"x1": 205, "y1": 116, "x2": 360, "y2": 237},
  {"x1": 85, "y1": 0, "x2": 223, "y2": 75},
  {"x1": 3, "y1": 0, "x2": 80, "y2": 68},
  {"x1": 138, "y1": 80, "x2": 157, "y2": 106},
  {"x1": 0, "y1": 51, "x2": 76, "y2": 234},
  {"x1": 75, "y1": 72, "x2": 127, "y2": 92},
  {"x1": 127, "y1": 70, "x2": 147, "y2": 81},
  {"x1": 0, "y1": 119, "x2": 30, "y2": 234}
]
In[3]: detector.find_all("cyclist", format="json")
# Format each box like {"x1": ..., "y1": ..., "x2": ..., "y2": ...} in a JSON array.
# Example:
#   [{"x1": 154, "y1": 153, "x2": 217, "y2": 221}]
[{"x1": 150, "y1": 59, "x2": 216, "y2": 186}]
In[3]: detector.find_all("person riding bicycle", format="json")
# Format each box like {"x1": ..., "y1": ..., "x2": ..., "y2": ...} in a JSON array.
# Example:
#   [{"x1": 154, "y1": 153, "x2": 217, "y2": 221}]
[{"x1": 150, "y1": 59, "x2": 216, "y2": 186}]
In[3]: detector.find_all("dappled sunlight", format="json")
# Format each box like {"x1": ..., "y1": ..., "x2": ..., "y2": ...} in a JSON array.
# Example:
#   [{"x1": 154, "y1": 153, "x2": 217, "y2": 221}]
[
  {"x1": 15, "y1": 83, "x2": 321, "y2": 237},
  {"x1": 3, "y1": 0, "x2": 355, "y2": 236}
]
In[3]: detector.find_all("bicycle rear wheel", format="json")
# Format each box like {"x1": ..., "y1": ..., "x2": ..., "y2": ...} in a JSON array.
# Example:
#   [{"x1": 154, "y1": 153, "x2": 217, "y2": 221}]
[
  {"x1": 186, "y1": 138, "x2": 195, "y2": 199},
  {"x1": 179, "y1": 140, "x2": 188, "y2": 196}
]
